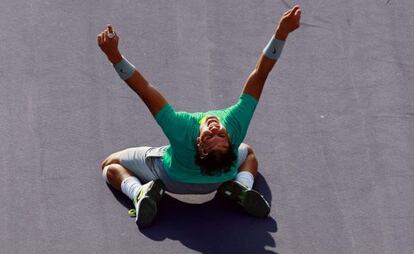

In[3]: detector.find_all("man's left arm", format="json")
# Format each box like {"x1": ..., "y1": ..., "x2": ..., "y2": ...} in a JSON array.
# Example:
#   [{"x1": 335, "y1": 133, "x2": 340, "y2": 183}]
[{"x1": 242, "y1": 5, "x2": 301, "y2": 101}]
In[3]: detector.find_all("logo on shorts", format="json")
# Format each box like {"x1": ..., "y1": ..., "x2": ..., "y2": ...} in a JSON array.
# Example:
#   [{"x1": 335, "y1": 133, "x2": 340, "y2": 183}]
[{"x1": 273, "y1": 47, "x2": 277, "y2": 54}]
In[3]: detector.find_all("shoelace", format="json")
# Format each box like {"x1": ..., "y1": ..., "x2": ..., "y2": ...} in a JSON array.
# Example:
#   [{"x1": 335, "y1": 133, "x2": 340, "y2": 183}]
[{"x1": 127, "y1": 187, "x2": 146, "y2": 218}]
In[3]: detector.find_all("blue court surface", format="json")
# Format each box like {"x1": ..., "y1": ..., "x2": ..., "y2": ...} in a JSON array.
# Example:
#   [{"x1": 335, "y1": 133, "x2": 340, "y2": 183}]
[{"x1": 1, "y1": 1, "x2": 413, "y2": 253}]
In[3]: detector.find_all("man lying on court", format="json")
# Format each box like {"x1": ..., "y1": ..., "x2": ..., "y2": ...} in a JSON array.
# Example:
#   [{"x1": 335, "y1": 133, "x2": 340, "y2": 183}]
[{"x1": 97, "y1": 5, "x2": 301, "y2": 228}]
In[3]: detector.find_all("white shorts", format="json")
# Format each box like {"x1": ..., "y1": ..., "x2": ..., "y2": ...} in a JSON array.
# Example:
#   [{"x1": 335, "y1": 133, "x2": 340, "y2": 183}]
[{"x1": 118, "y1": 143, "x2": 249, "y2": 194}]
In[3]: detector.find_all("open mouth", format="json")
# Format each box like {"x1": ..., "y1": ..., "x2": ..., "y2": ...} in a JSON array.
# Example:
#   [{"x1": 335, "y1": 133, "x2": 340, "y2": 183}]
[
  {"x1": 206, "y1": 118, "x2": 220, "y2": 129},
  {"x1": 205, "y1": 116, "x2": 219, "y2": 126}
]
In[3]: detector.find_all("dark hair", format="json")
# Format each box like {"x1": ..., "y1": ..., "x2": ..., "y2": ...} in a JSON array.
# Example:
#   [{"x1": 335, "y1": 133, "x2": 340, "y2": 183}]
[{"x1": 195, "y1": 141, "x2": 237, "y2": 176}]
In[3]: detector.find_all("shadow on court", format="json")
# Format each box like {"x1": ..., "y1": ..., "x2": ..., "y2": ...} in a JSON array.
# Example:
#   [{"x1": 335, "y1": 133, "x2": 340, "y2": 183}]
[{"x1": 108, "y1": 174, "x2": 278, "y2": 254}]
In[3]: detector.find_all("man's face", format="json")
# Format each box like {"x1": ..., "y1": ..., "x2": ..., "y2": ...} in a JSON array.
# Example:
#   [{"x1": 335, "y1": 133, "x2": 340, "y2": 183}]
[{"x1": 197, "y1": 116, "x2": 230, "y2": 155}]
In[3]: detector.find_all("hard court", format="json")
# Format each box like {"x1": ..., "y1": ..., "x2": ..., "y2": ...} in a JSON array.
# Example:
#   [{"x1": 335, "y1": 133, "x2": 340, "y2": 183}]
[{"x1": 1, "y1": 0, "x2": 413, "y2": 253}]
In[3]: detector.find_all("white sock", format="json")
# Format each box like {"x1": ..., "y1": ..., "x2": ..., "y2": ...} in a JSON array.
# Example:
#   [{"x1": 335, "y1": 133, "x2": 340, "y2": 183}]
[
  {"x1": 121, "y1": 176, "x2": 142, "y2": 200},
  {"x1": 235, "y1": 171, "x2": 254, "y2": 190}
]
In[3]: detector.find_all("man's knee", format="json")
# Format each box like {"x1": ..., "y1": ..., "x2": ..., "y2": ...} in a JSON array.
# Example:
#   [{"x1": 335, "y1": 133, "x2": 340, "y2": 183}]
[
  {"x1": 104, "y1": 164, "x2": 119, "y2": 182},
  {"x1": 101, "y1": 151, "x2": 122, "y2": 169},
  {"x1": 238, "y1": 144, "x2": 259, "y2": 176},
  {"x1": 103, "y1": 163, "x2": 132, "y2": 183},
  {"x1": 244, "y1": 144, "x2": 258, "y2": 162}
]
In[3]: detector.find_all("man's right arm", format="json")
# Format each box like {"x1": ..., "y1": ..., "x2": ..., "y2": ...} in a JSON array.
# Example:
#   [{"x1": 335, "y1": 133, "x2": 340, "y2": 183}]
[{"x1": 97, "y1": 25, "x2": 168, "y2": 117}]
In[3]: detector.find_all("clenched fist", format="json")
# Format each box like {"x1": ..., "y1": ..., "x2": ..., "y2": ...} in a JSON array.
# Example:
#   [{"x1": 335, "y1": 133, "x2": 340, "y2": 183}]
[
  {"x1": 97, "y1": 24, "x2": 122, "y2": 64},
  {"x1": 275, "y1": 5, "x2": 302, "y2": 40}
]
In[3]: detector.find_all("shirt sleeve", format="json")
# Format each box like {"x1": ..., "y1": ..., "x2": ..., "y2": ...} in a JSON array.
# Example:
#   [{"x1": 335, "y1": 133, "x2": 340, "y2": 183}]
[
  {"x1": 154, "y1": 104, "x2": 198, "y2": 148},
  {"x1": 222, "y1": 93, "x2": 258, "y2": 147}
]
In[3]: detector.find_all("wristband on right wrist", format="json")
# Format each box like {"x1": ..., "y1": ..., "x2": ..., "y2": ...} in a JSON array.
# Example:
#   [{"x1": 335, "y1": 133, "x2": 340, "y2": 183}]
[
  {"x1": 113, "y1": 57, "x2": 136, "y2": 80},
  {"x1": 263, "y1": 37, "x2": 285, "y2": 60}
]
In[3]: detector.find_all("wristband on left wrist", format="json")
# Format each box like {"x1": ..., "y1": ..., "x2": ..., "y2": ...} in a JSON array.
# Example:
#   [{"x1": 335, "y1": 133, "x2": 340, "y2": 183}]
[{"x1": 263, "y1": 37, "x2": 285, "y2": 60}]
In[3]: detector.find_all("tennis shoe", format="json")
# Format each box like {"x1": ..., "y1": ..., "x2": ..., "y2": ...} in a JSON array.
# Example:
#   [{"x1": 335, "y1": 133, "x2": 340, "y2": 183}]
[
  {"x1": 218, "y1": 180, "x2": 270, "y2": 217},
  {"x1": 131, "y1": 179, "x2": 165, "y2": 228}
]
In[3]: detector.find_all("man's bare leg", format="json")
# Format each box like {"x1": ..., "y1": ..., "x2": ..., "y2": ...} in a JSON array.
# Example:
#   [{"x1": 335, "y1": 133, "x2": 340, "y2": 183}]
[
  {"x1": 101, "y1": 153, "x2": 164, "y2": 228},
  {"x1": 236, "y1": 144, "x2": 258, "y2": 189}
]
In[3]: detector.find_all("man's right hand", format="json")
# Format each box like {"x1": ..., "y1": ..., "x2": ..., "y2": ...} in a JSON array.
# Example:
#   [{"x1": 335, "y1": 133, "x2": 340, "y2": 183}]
[
  {"x1": 97, "y1": 24, "x2": 122, "y2": 64},
  {"x1": 275, "y1": 5, "x2": 302, "y2": 40}
]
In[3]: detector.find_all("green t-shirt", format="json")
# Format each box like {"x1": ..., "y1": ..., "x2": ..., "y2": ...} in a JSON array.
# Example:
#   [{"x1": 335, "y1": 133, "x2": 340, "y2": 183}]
[{"x1": 155, "y1": 93, "x2": 258, "y2": 183}]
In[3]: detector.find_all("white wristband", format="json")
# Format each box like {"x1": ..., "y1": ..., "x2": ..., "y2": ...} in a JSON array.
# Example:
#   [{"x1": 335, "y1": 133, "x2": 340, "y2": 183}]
[
  {"x1": 263, "y1": 37, "x2": 285, "y2": 60},
  {"x1": 113, "y1": 57, "x2": 135, "y2": 80}
]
